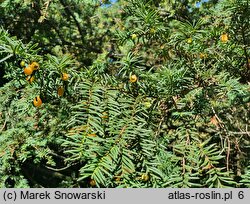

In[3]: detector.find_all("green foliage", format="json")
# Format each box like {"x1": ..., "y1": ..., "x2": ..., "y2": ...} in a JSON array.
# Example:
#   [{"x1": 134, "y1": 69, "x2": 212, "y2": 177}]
[
  {"x1": 0, "y1": 0, "x2": 249, "y2": 188},
  {"x1": 240, "y1": 167, "x2": 250, "y2": 187}
]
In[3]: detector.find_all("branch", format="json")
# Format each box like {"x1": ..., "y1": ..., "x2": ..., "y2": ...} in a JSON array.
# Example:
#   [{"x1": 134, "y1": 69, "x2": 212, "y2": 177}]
[
  {"x1": 0, "y1": 54, "x2": 13, "y2": 63},
  {"x1": 23, "y1": 162, "x2": 71, "y2": 180},
  {"x1": 59, "y1": 0, "x2": 85, "y2": 45},
  {"x1": 44, "y1": 164, "x2": 75, "y2": 172}
]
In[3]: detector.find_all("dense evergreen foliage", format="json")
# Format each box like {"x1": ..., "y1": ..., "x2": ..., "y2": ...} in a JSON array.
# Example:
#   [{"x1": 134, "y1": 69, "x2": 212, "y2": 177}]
[{"x1": 0, "y1": 0, "x2": 249, "y2": 187}]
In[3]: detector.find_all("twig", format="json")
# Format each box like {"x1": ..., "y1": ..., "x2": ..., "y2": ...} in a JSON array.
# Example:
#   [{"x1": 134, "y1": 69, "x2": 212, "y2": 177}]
[
  {"x1": 182, "y1": 157, "x2": 185, "y2": 175},
  {"x1": 0, "y1": 119, "x2": 7, "y2": 132},
  {"x1": 49, "y1": 151, "x2": 66, "y2": 160},
  {"x1": 226, "y1": 137, "x2": 230, "y2": 171},
  {"x1": 38, "y1": 0, "x2": 52, "y2": 23},
  {"x1": 155, "y1": 115, "x2": 165, "y2": 137},
  {"x1": 235, "y1": 138, "x2": 242, "y2": 176},
  {"x1": 229, "y1": 131, "x2": 250, "y2": 135}
]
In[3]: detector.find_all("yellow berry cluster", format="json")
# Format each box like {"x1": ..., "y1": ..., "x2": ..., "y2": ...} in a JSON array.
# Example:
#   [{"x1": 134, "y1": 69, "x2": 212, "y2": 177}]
[
  {"x1": 23, "y1": 61, "x2": 39, "y2": 76},
  {"x1": 20, "y1": 60, "x2": 70, "y2": 107}
]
